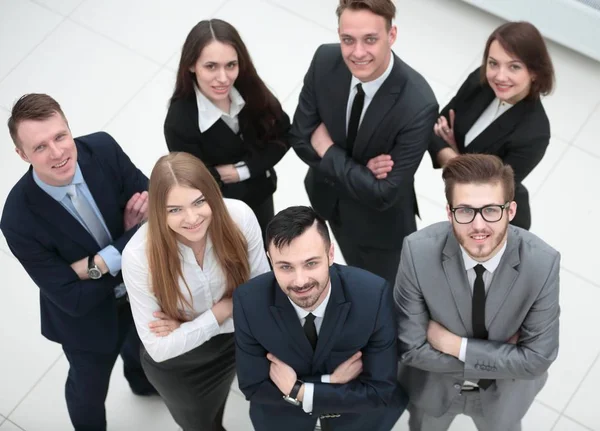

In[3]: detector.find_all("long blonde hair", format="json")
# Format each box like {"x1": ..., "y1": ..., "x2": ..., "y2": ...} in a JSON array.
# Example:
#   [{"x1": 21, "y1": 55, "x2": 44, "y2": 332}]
[{"x1": 146, "y1": 152, "x2": 250, "y2": 321}]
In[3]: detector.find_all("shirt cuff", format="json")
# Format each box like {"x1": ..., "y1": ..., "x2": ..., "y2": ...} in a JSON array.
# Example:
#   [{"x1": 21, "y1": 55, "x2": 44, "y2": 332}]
[
  {"x1": 302, "y1": 382, "x2": 315, "y2": 414},
  {"x1": 321, "y1": 375, "x2": 331, "y2": 383},
  {"x1": 180, "y1": 309, "x2": 220, "y2": 340},
  {"x1": 97, "y1": 245, "x2": 121, "y2": 277},
  {"x1": 235, "y1": 162, "x2": 251, "y2": 181},
  {"x1": 459, "y1": 337, "x2": 468, "y2": 362}
]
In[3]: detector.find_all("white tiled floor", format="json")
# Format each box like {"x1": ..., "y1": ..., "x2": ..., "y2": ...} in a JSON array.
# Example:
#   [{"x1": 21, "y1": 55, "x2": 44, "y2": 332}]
[{"x1": 0, "y1": 0, "x2": 598, "y2": 430}]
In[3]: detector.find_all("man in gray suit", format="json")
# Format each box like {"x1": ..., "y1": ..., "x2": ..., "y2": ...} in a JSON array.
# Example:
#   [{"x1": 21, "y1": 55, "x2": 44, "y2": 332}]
[
  {"x1": 394, "y1": 154, "x2": 560, "y2": 431},
  {"x1": 290, "y1": 0, "x2": 438, "y2": 284}
]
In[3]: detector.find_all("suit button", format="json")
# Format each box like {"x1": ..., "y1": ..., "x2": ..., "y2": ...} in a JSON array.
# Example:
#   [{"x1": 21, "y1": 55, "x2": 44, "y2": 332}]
[{"x1": 454, "y1": 384, "x2": 461, "y2": 390}]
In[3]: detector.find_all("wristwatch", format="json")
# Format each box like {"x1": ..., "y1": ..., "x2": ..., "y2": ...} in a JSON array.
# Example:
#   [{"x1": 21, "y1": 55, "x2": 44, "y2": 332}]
[
  {"x1": 282, "y1": 380, "x2": 304, "y2": 406},
  {"x1": 87, "y1": 255, "x2": 103, "y2": 280}
]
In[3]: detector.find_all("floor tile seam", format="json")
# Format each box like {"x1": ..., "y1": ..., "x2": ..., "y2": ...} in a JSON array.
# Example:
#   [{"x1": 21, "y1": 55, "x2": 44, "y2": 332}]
[
  {"x1": 4, "y1": 353, "x2": 64, "y2": 420},
  {"x1": 262, "y1": 0, "x2": 338, "y2": 34},
  {"x1": 557, "y1": 350, "x2": 600, "y2": 418},
  {"x1": 566, "y1": 98, "x2": 600, "y2": 147},
  {"x1": 528, "y1": 144, "x2": 571, "y2": 200},
  {"x1": 3, "y1": 418, "x2": 26, "y2": 431},
  {"x1": 558, "y1": 413, "x2": 597, "y2": 431},
  {"x1": 559, "y1": 266, "x2": 600, "y2": 289}
]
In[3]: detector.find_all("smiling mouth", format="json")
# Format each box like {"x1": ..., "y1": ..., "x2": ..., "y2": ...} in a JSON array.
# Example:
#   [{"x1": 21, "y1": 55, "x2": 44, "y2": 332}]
[
  {"x1": 52, "y1": 158, "x2": 69, "y2": 169},
  {"x1": 470, "y1": 234, "x2": 490, "y2": 241},
  {"x1": 352, "y1": 60, "x2": 371, "y2": 66},
  {"x1": 183, "y1": 221, "x2": 203, "y2": 230}
]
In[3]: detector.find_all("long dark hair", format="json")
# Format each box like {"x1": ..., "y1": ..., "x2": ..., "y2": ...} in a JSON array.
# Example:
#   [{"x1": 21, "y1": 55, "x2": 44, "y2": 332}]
[{"x1": 171, "y1": 19, "x2": 285, "y2": 144}]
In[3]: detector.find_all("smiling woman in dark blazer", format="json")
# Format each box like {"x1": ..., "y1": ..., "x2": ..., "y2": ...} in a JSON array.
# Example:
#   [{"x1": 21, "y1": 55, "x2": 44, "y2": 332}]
[
  {"x1": 165, "y1": 19, "x2": 290, "y2": 238},
  {"x1": 429, "y1": 21, "x2": 555, "y2": 230}
]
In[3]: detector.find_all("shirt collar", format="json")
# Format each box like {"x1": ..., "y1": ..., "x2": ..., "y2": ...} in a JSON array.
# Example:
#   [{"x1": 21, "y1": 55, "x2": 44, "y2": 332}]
[
  {"x1": 460, "y1": 240, "x2": 507, "y2": 274},
  {"x1": 33, "y1": 163, "x2": 83, "y2": 201},
  {"x1": 194, "y1": 84, "x2": 246, "y2": 133},
  {"x1": 350, "y1": 53, "x2": 395, "y2": 99},
  {"x1": 288, "y1": 281, "x2": 332, "y2": 321}
]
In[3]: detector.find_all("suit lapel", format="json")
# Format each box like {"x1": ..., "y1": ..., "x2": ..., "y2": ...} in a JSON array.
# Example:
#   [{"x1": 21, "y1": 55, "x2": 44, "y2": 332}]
[
  {"x1": 442, "y1": 231, "x2": 472, "y2": 334},
  {"x1": 485, "y1": 229, "x2": 520, "y2": 327},
  {"x1": 455, "y1": 85, "x2": 494, "y2": 151},
  {"x1": 24, "y1": 170, "x2": 99, "y2": 252},
  {"x1": 270, "y1": 286, "x2": 314, "y2": 362},
  {"x1": 313, "y1": 267, "x2": 351, "y2": 369},
  {"x1": 324, "y1": 61, "x2": 352, "y2": 148}
]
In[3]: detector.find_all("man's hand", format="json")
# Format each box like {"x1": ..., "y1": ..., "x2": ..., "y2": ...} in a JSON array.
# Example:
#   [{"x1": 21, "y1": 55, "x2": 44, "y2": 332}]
[
  {"x1": 433, "y1": 109, "x2": 458, "y2": 151},
  {"x1": 124, "y1": 191, "x2": 149, "y2": 231},
  {"x1": 70, "y1": 255, "x2": 108, "y2": 280},
  {"x1": 149, "y1": 311, "x2": 182, "y2": 337},
  {"x1": 427, "y1": 320, "x2": 462, "y2": 358},
  {"x1": 507, "y1": 331, "x2": 520, "y2": 345},
  {"x1": 330, "y1": 351, "x2": 363, "y2": 384},
  {"x1": 267, "y1": 353, "x2": 297, "y2": 395},
  {"x1": 310, "y1": 123, "x2": 334, "y2": 158},
  {"x1": 367, "y1": 154, "x2": 394, "y2": 179},
  {"x1": 215, "y1": 164, "x2": 240, "y2": 184}
]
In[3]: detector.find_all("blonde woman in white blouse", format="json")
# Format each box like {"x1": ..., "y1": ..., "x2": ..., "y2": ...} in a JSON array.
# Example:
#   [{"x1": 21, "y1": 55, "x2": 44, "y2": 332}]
[{"x1": 122, "y1": 152, "x2": 269, "y2": 431}]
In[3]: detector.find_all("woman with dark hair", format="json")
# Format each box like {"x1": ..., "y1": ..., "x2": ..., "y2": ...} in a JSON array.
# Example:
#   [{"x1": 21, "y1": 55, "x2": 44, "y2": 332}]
[
  {"x1": 122, "y1": 152, "x2": 269, "y2": 430},
  {"x1": 165, "y1": 19, "x2": 290, "y2": 240},
  {"x1": 428, "y1": 21, "x2": 555, "y2": 230}
]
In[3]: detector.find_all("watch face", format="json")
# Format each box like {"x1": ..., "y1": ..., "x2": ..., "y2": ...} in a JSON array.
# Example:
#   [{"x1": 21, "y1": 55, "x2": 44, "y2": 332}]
[
  {"x1": 88, "y1": 268, "x2": 102, "y2": 279},
  {"x1": 283, "y1": 396, "x2": 301, "y2": 407}
]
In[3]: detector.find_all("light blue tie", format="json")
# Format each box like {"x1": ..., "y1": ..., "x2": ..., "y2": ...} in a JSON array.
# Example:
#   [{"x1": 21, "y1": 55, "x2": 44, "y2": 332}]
[{"x1": 66, "y1": 185, "x2": 111, "y2": 248}]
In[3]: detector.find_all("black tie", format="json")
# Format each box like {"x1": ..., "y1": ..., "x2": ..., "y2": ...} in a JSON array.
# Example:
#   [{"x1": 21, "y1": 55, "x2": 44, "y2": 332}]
[
  {"x1": 303, "y1": 313, "x2": 318, "y2": 351},
  {"x1": 346, "y1": 83, "x2": 365, "y2": 156},
  {"x1": 472, "y1": 264, "x2": 494, "y2": 390}
]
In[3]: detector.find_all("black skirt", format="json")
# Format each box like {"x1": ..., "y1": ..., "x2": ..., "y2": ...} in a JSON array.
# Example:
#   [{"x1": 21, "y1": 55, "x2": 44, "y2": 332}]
[{"x1": 141, "y1": 333, "x2": 236, "y2": 431}]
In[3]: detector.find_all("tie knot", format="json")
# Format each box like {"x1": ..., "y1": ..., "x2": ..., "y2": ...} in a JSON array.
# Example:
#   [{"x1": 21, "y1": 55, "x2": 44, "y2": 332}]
[
  {"x1": 356, "y1": 83, "x2": 364, "y2": 95},
  {"x1": 474, "y1": 264, "x2": 486, "y2": 277},
  {"x1": 66, "y1": 184, "x2": 77, "y2": 199},
  {"x1": 305, "y1": 313, "x2": 316, "y2": 324}
]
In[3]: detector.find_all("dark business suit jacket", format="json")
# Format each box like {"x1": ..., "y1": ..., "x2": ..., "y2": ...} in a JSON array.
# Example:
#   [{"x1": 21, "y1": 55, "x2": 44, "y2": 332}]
[
  {"x1": 233, "y1": 264, "x2": 407, "y2": 431},
  {"x1": 428, "y1": 68, "x2": 551, "y2": 229},
  {"x1": 164, "y1": 95, "x2": 290, "y2": 209},
  {"x1": 290, "y1": 44, "x2": 438, "y2": 249},
  {"x1": 0, "y1": 132, "x2": 148, "y2": 353}
]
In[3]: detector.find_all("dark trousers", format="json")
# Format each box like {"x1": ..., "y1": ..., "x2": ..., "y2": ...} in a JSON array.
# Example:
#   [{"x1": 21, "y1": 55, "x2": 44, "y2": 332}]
[
  {"x1": 62, "y1": 301, "x2": 153, "y2": 431},
  {"x1": 330, "y1": 221, "x2": 402, "y2": 285},
  {"x1": 251, "y1": 196, "x2": 275, "y2": 246},
  {"x1": 141, "y1": 333, "x2": 236, "y2": 431}
]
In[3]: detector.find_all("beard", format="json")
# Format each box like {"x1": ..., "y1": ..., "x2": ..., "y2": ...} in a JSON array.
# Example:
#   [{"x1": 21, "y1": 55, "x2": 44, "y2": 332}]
[
  {"x1": 454, "y1": 221, "x2": 509, "y2": 261},
  {"x1": 287, "y1": 278, "x2": 329, "y2": 310}
]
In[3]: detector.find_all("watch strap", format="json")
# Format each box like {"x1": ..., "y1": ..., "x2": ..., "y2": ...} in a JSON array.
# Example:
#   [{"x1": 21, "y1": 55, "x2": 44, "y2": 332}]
[
  {"x1": 88, "y1": 255, "x2": 95, "y2": 270},
  {"x1": 289, "y1": 380, "x2": 303, "y2": 399}
]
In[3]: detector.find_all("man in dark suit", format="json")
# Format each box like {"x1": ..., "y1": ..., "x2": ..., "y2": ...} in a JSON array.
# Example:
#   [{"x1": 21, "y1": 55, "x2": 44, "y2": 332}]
[
  {"x1": 1, "y1": 94, "x2": 155, "y2": 431},
  {"x1": 233, "y1": 206, "x2": 406, "y2": 431},
  {"x1": 290, "y1": 0, "x2": 438, "y2": 284}
]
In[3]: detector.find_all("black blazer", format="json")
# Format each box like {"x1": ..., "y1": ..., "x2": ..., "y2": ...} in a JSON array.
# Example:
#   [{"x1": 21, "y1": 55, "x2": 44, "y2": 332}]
[
  {"x1": 428, "y1": 68, "x2": 551, "y2": 230},
  {"x1": 233, "y1": 264, "x2": 407, "y2": 431},
  {"x1": 0, "y1": 133, "x2": 148, "y2": 353},
  {"x1": 290, "y1": 44, "x2": 438, "y2": 249},
  {"x1": 164, "y1": 95, "x2": 290, "y2": 209}
]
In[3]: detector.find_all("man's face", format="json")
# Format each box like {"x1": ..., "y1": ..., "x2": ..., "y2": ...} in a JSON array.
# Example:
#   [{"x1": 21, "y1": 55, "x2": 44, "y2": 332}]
[
  {"x1": 15, "y1": 113, "x2": 77, "y2": 186},
  {"x1": 447, "y1": 182, "x2": 516, "y2": 261},
  {"x1": 268, "y1": 224, "x2": 334, "y2": 310},
  {"x1": 338, "y1": 8, "x2": 396, "y2": 82}
]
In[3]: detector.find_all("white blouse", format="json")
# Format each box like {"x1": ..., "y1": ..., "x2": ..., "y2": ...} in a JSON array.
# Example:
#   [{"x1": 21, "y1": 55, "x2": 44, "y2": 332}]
[
  {"x1": 464, "y1": 98, "x2": 513, "y2": 146},
  {"x1": 122, "y1": 198, "x2": 270, "y2": 362}
]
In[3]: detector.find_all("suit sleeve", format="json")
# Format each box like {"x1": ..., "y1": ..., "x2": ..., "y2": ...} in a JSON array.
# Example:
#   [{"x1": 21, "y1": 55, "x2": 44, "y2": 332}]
[
  {"x1": 2, "y1": 226, "x2": 117, "y2": 317},
  {"x1": 163, "y1": 109, "x2": 223, "y2": 185},
  {"x1": 241, "y1": 111, "x2": 291, "y2": 176},
  {"x1": 233, "y1": 290, "x2": 288, "y2": 406},
  {"x1": 463, "y1": 253, "x2": 560, "y2": 380},
  {"x1": 311, "y1": 282, "x2": 400, "y2": 413},
  {"x1": 394, "y1": 239, "x2": 465, "y2": 375},
  {"x1": 290, "y1": 45, "x2": 326, "y2": 169},
  {"x1": 318, "y1": 102, "x2": 437, "y2": 211},
  {"x1": 502, "y1": 134, "x2": 549, "y2": 185}
]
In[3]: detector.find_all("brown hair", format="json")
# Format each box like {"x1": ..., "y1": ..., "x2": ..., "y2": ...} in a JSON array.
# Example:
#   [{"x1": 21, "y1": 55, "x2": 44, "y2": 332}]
[
  {"x1": 480, "y1": 21, "x2": 555, "y2": 99},
  {"x1": 8, "y1": 94, "x2": 68, "y2": 148},
  {"x1": 146, "y1": 152, "x2": 250, "y2": 321},
  {"x1": 442, "y1": 154, "x2": 515, "y2": 205},
  {"x1": 336, "y1": 0, "x2": 396, "y2": 30},
  {"x1": 171, "y1": 19, "x2": 285, "y2": 145}
]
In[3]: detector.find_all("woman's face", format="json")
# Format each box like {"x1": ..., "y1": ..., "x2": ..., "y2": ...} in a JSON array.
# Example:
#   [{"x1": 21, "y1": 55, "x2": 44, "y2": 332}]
[
  {"x1": 189, "y1": 40, "x2": 239, "y2": 105},
  {"x1": 165, "y1": 185, "x2": 213, "y2": 245},
  {"x1": 485, "y1": 40, "x2": 534, "y2": 104}
]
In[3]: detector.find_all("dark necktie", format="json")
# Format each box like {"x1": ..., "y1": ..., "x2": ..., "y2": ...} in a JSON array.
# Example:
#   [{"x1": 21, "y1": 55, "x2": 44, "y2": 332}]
[
  {"x1": 346, "y1": 83, "x2": 365, "y2": 156},
  {"x1": 303, "y1": 313, "x2": 318, "y2": 351},
  {"x1": 472, "y1": 264, "x2": 494, "y2": 390}
]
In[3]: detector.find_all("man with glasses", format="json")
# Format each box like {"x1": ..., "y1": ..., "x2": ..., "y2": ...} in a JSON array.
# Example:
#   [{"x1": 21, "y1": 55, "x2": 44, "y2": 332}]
[{"x1": 394, "y1": 154, "x2": 560, "y2": 431}]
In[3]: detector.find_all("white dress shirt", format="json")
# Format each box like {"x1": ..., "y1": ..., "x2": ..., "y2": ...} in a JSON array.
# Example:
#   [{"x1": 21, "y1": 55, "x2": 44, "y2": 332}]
[
  {"x1": 458, "y1": 241, "x2": 507, "y2": 368},
  {"x1": 122, "y1": 198, "x2": 270, "y2": 363},
  {"x1": 193, "y1": 84, "x2": 252, "y2": 181},
  {"x1": 346, "y1": 54, "x2": 395, "y2": 131},
  {"x1": 287, "y1": 284, "x2": 332, "y2": 414},
  {"x1": 464, "y1": 98, "x2": 513, "y2": 146}
]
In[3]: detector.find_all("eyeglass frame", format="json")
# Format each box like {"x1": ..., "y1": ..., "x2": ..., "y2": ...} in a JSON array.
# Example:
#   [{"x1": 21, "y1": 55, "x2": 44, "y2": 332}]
[{"x1": 449, "y1": 202, "x2": 511, "y2": 224}]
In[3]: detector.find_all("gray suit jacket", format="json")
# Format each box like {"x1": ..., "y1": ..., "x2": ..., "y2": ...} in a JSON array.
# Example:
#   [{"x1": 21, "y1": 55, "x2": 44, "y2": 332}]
[{"x1": 394, "y1": 222, "x2": 560, "y2": 424}]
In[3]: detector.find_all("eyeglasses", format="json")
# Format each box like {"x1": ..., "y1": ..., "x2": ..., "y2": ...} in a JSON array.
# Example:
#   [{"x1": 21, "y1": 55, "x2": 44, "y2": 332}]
[{"x1": 450, "y1": 202, "x2": 510, "y2": 224}]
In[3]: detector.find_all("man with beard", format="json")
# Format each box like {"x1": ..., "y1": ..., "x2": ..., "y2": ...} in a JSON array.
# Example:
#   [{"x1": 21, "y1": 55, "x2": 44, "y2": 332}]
[
  {"x1": 394, "y1": 154, "x2": 560, "y2": 431},
  {"x1": 233, "y1": 206, "x2": 406, "y2": 431}
]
